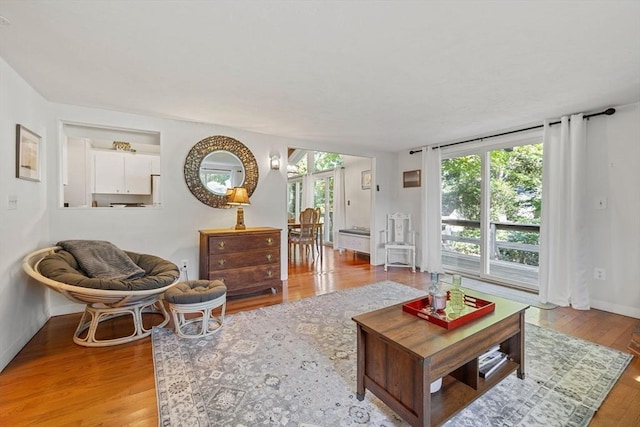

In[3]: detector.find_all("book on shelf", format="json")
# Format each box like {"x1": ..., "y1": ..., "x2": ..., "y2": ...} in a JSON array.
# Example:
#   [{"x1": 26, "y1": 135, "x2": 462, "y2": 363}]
[
  {"x1": 479, "y1": 346, "x2": 502, "y2": 367},
  {"x1": 479, "y1": 351, "x2": 508, "y2": 378}
]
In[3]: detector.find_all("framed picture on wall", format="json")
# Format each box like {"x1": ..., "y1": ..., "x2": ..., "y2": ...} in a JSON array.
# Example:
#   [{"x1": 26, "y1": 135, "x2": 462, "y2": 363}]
[
  {"x1": 403, "y1": 169, "x2": 421, "y2": 188},
  {"x1": 361, "y1": 170, "x2": 371, "y2": 190},
  {"x1": 16, "y1": 124, "x2": 42, "y2": 182}
]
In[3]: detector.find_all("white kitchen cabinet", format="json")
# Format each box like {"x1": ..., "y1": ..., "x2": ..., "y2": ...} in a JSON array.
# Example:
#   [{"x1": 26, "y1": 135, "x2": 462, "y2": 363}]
[
  {"x1": 93, "y1": 151, "x2": 153, "y2": 195},
  {"x1": 151, "y1": 155, "x2": 161, "y2": 175}
]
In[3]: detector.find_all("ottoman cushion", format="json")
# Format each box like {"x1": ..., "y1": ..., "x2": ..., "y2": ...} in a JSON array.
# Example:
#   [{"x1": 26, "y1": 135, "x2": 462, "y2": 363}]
[{"x1": 165, "y1": 280, "x2": 226, "y2": 304}]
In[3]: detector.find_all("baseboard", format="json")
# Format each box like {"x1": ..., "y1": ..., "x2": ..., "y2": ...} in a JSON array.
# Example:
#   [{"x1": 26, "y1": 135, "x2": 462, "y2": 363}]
[
  {"x1": 590, "y1": 298, "x2": 640, "y2": 319},
  {"x1": 50, "y1": 302, "x2": 83, "y2": 317}
]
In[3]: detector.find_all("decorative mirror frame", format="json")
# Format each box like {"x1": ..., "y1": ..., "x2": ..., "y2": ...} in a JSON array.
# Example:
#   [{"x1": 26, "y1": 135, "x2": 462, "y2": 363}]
[{"x1": 184, "y1": 135, "x2": 259, "y2": 208}]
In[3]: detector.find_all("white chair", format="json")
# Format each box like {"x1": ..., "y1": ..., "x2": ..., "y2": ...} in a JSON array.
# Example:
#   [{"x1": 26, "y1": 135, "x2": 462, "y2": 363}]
[{"x1": 381, "y1": 212, "x2": 416, "y2": 272}]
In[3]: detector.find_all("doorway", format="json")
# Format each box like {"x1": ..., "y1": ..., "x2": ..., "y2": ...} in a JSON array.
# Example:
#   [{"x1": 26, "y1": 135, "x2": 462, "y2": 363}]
[{"x1": 287, "y1": 149, "x2": 371, "y2": 252}]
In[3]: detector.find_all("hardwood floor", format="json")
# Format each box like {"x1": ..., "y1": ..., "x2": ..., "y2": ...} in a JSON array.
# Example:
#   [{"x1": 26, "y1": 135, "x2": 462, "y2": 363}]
[{"x1": 1, "y1": 248, "x2": 638, "y2": 426}]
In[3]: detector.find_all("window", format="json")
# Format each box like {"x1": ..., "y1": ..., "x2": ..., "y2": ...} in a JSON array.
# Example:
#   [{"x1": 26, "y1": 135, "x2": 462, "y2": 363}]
[
  {"x1": 313, "y1": 152, "x2": 343, "y2": 172},
  {"x1": 441, "y1": 135, "x2": 542, "y2": 289},
  {"x1": 314, "y1": 173, "x2": 335, "y2": 243},
  {"x1": 287, "y1": 179, "x2": 302, "y2": 222}
]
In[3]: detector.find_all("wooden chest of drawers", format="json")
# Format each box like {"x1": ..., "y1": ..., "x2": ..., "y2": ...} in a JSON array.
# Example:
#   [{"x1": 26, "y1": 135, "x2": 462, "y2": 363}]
[{"x1": 199, "y1": 227, "x2": 282, "y2": 296}]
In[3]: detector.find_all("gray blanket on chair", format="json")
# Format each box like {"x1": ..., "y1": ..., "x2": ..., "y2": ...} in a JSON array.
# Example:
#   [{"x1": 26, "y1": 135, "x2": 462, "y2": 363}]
[{"x1": 56, "y1": 240, "x2": 146, "y2": 280}]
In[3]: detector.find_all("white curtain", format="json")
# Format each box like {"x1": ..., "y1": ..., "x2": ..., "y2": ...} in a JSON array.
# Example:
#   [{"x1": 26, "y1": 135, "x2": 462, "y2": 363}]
[
  {"x1": 302, "y1": 174, "x2": 314, "y2": 210},
  {"x1": 421, "y1": 146, "x2": 443, "y2": 273},
  {"x1": 539, "y1": 114, "x2": 590, "y2": 309},
  {"x1": 332, "y1": 167, "x2": 346, "y2": 246}
]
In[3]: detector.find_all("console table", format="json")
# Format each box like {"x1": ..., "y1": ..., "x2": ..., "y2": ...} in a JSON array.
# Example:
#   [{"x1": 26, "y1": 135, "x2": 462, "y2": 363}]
[
  {"x1": 199, "y1": 227, "x2": 282, "y2": 296},
  {"x1": 352, "y1": 292, "x2": 528, "y2": 426}
]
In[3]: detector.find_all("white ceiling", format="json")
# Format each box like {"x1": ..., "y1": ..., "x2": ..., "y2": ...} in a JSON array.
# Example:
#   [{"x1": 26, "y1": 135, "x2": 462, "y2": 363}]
[{"x1": 1, "y1": 1, "x2": 639, "y2": 152}]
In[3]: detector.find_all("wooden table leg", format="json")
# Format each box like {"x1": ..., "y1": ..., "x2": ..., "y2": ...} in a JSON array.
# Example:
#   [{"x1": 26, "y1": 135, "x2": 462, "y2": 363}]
[
  {"x1": 419, "y1": 362, "x2": 431, "y2": 427},
  {"x1": 356, "y1": 324, "x2": 365, "y2": 400},
  {"x1": 517, "y1": 311, "x2": 525, "y2": 379}
]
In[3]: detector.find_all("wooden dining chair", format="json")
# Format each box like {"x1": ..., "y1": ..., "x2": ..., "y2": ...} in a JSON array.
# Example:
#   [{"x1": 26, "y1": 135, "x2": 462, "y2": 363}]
[{"x1": 289, "y1": 208, "x2": 319, "y2": 260}]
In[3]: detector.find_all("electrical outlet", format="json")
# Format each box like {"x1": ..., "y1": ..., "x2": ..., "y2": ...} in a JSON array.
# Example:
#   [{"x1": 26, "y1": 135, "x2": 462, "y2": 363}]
[
  {"x1": 594, "y1": 268, "x2": 606, "y2": 280},
  {"x1": 181, "y1": 259, "x2": 188, "y2": 271}
]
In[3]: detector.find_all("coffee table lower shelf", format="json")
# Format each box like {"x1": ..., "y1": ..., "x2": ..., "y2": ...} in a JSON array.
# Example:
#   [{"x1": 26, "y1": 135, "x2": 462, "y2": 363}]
[
  {"x1": 429, "y1": 360, "x2": 519, "y2": 425},
  {"x1": 359, "y1": 354, "x2": 520, "y2": 426}
]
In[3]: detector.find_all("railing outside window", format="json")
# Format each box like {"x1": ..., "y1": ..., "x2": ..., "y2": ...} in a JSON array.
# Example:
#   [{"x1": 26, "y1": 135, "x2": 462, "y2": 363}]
[{"x1": 442, "y1": 218, "x2": 540, "y2": 286}]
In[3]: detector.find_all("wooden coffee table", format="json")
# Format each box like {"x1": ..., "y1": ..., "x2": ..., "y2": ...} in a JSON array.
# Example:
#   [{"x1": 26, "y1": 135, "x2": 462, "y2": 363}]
[{"x1": 352, "y1": 290, "x2": 528, "y2": 427}]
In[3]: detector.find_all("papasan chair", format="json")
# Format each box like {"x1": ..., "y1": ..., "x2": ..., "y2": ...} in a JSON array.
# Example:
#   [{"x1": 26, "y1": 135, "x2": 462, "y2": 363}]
[{"x1": 23, "y1": 240, "x2": 180, "y2": 347}]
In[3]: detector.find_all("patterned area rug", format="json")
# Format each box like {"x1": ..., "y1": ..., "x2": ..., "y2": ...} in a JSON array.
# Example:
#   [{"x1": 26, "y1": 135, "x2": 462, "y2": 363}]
[{"x1": 153, "y1": 281, "x2": 632, "y2": 426}]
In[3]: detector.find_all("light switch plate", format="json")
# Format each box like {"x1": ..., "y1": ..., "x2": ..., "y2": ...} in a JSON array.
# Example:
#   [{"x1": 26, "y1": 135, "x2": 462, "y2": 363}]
[{"x1": 8, "y1": 195, "x2": 17, "y2": 210}]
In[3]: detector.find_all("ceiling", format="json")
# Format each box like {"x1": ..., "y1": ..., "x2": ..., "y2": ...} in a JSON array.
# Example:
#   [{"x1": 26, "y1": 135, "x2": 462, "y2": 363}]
[{"x1": 1, "y1": 1, "x2": 639, "y2": 152}]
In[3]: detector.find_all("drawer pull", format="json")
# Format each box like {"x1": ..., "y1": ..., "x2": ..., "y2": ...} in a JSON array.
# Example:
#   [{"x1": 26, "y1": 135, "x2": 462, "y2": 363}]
[
  {"x1": 266, "y1": 237, "x2": 274, "y2": 245},
  {"x1": 266, "y1": 270, "x2": 273, "y2": 278},
  {"x1": 266, "y1": 254, "x2": 273, "y2": 261},
  {"x1": 218, "y1": 259, "x2": 226, "y2": 266},
  {"x1": 218, "y1": 241, "x2": 226, "y2": 249}
]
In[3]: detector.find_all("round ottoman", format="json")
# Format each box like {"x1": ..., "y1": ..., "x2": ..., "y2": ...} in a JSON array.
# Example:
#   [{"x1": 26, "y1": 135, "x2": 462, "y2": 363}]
[{"x1": 164, "y1": 280, "x2": 227, "y2": 338}]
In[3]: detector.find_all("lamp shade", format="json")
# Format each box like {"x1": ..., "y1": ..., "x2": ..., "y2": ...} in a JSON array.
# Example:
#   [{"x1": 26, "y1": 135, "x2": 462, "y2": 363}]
[
  {"x1": 227, "y1": 187, "x2": 250, "y2": 230},
  {"x1": 227, "y1": 187, "x2": 250, "y2": 205}
]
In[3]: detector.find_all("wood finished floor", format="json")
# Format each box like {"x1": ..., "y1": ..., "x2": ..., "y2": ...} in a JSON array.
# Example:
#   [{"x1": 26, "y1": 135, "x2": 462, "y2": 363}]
[{"x1": 1, "y1": 248, "x2": 638, "y2": 426}]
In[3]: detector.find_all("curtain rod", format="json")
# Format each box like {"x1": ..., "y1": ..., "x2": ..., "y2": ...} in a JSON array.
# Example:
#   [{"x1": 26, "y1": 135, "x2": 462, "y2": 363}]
[{"x1": 409, "y1": 107, "x2": 616, "y2": 154}]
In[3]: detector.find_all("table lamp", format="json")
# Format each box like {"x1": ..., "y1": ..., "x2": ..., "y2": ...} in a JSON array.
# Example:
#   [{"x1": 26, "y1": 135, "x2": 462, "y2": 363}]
[{"x1": 227, "y1": 187, "x2": 250, "y2": 230}]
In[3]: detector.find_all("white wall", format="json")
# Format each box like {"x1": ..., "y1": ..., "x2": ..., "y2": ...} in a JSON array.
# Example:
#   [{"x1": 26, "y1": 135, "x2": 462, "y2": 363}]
[
  {"x1": 369, "y1": 152, "x2": 398, "y2": 265},
  {"x1": 64, "y1": 138, "x2": 90, "y2": 207},
  {"x1": 396, "y1": 149, "x2": 424, "y2": 265},
  {"x1": 0, "y1": 58, "x2": 51, "y2": 371},
  {"x1": 586, "y1": 102, "x2": 640, "y2": 318},
  {"x1": 343, "y1": 155, "x2": 371, "y2": 229}
]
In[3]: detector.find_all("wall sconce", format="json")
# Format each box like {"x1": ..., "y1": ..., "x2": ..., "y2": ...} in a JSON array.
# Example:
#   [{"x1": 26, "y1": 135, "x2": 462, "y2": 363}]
[{"x1": 270, "y1": 153, "x2": 281, "y2": 170}]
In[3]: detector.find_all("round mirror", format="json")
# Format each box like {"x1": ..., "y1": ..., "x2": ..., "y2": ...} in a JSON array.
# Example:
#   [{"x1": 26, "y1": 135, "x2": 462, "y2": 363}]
[
  {"x1": 184, "y1": 135, "x2": 258, "y2": 208},
  {"x1": 199, "y1": 151, "x2": 245, "y2": 196}
]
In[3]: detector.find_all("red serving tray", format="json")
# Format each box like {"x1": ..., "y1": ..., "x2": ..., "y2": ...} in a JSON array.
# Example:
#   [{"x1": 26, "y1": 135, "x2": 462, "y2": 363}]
[{"x1": 402, "y1": 293, "x2": 495, "y2": 329}]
